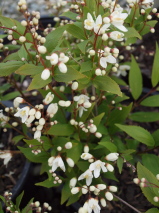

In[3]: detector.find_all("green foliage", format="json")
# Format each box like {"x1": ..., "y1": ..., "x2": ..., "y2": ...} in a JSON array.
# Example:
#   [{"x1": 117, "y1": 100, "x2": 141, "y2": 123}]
[
  {"x1": 46, "y1": 124, "x2": 74, "y2": 136},
  {"x1": 67, "y1": 23, "x2": 86, "y2": 40},
  {"x1": 93, "y1": 76, "x2": 122, "y2": 96},
  {"x1": 140, "y1": 95, "x2": 159, "y2": 107},
  {"x1": 116, "y1": 124, "x2": 155, "y2": 146},
  {"x1": 15, "y1": 64, "x2": 43, "y2": 76},
  {"x1": 152, "y1": 43, "x2": 159, "y2": 87},
  {"x1": 137, "y1": 163, "x2": 159, "y2": 207},
  {"x1": 129, "y1": 112, "x2": 159, "y2": 122},
  {"x1": 142, "y1": 154, "x2": 159, "y2": 176},
  {"x1": 129, "y1": 55, "x2": 142, "y2": 100},
  {"x1": 0, "y1": 61, "x2": 24, "y2": 76}
]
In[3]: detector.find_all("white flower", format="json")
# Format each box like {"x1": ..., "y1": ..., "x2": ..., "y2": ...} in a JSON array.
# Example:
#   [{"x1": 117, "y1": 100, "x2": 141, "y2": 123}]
[
  {"x1": 34, "y1": 130, "x2": 41, "y2": 140},
  {"x1": 109, "y1": 31, "x2": 124, "y2": 41},
  {"x1": 0, "y1": 152, "x2": 12, "y2": 166},
  {"x1": 43, "y1": 92, "x2": 54, "y2": 105},
  {"x1": 105, "y1": 153, "x2": 119, "y2": 161},
  {"x1": 94, "y1": 15, "x2": 110, "y2": 34},
  {"x1": 84, "y1": 13, "x2": 95, "y2": 30},
  {"x1": 110, "y1": 11, "x2": 128, "y2": 32},
  {"x1": 46, "y1": 53, "x2": 58, "y2": 65},
  {"x1": 48, "y1": 156, "x2": 55, "y2": 166},
  {"x1": 81, "y1": 153, "x2": 93, "y2": 160},
  {"x1": 51, "y1": 156, "x2": 66, "y2": 172},
  {"x1": 100, "y1": 53, "x2": 116, "y2": 69},
  {"x1": 74, "y1": 94, "x2": 91, "y2": 117},
  {"x1": 14, "y1": 106, "x2": 30, "y2": 123},
  {"x1": 115, "y1": 65, "x2": 130, "y2": 77},
  {"x1": 13, "y1": 97, "x2": 24, "y2": 108},
  {"x1": 89, "y1": 160, "x2": 107, "y2": 178},
  {"x1": 41, "y1": 69, "x2": 50, "y2": 80},
  {"x1": 87, "y1": 198, "x2": 101, "y2": 213},
  {"x1": 59, "y1": 53, "x2": 69, "y2": 63},
  {"x1": 47, "y1": 103, "x2": 58, "y2": 117},
  {"x1": 78, "y1": 169, "x2": 93, "y2": 186}
]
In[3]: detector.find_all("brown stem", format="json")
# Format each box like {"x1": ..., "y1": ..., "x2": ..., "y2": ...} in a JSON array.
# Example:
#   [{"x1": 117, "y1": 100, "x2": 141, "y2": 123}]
[
  {"x1": 113, "y1": 194, "x2": 141, "y2": 213},
  {"x1": 23, "y1": 43, "x2": 34, "y2": 64},
  {"x1": 48, "y1": 83, "x2": 63, "y2": 100}
]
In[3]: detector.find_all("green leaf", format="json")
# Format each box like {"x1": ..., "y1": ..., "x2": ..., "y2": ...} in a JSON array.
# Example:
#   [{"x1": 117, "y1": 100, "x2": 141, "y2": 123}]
[
  {"x1": 137, "y1": 163, "x2": 159, "y2": 207},
  {"x1": 117, "y1": 157, "x2": 124, "y2": 174},
  {"x1": 152, "y1": 129, "x2": 159, "y2": 146},
  {"x1": 18, "y1": 146, "x2": 48, "y2": 163},
  {"x1": 140, "y1": 20, "x2": 158, "y2": 36},
  {"x1": 124, "y1": 27, "x2": 142, "y2": 39},
  {"x1": 45, "y1": 25, "x2": 68, "y2": 52},
  {"x1": 12, "y1": 135, "x2": 24, "y2": 144},
  {"x1": 142, "y1": 154, "x2": 159, "y2": 176},
  {"x1": 145, "y1": 208, "x2": 159, "y2": 213},
  {"x1": 66, "y1": 142, "x2": 82, "y2": 163},
  {"x1": 15, "y1": 64, "x2": 43, "y2": 76},
  {"x1": 18, "y1": 43, "x2": 32, "y2": 60},
  {"x1": 60, "y1": 11, "x2": 78, "y2": 20},
  {"x1": 67, "y1": 23, "x2": 86, "y2": 40},
  {"x1": 130, "y1": 112, "x2": 159, "y2": 122},
  {"x1": 98, "y1": 141, "x2": 117, "y2": 152},
  {"x1": 141, "y1": 95, "x2": 159, "y2": 107},
  {"x1": 77, "y1": 40, "x2": 89, "y2": 54},
  {"x1": 66, "y1": 193, "x2": 81, "y2": 206},
  {"x1": 3, "y1": 51, "x2": 21, "y2": 62},
  {"x1": 108, "y1": 103, "x2": 132, "y2": 133},
  {"x1": 16, "y1": 191, "x2": 24, "y2": 210},
  {"x1": 61, "y1": 181, "x2": 71, "y2": 204},
  {"x1": 129, "y1": 55, "x2": 142, "y2": 100},
  {"x1": 0, "y1": 61, "x2": 24, "y2": 76},
  {"x1": 27, "y1": 73, "x2": 52, "y2": 90},
  {"x1": 0, "y1": 203, "x2": 4, "y2": 213},
  {"x1": 54, "y1": 66, "x2": 87, "y2": 83},
  {"x1": 47, "y1": 124, "x2": 74, "y2": 136},
  {"x1": 152, "y1": 43, "x2": 159, "y2": 87},
  {"x1": 22, "y1": 198, "x2": 34, "y2": 213},
  {"x1": 93, "y1": 76, "x2": 122, "y2": 96},
  {"x1": 36, "y1": 178, "x2": 59, "y2": 188},
  {"x1": 0, "y1": 195, "x2": 5, "y2": 202},
  {"x1": 80, "y1": 61, "x2": 93, "y2": 73},
  {"x1": 2, "y1": 91, "x2": 25, "y2": 101},
  {"x1": 93, "y1": 113, "x2": 105, "y2": 126},
  {"x1": 116, "y1": 124, "x2": 155, "y2": 146}
]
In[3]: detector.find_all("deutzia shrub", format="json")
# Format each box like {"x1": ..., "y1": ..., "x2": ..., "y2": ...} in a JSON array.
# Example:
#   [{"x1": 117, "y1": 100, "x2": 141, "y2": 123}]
[{"x1": 0, "y1": 0, "x2": 159, "y2": 212}]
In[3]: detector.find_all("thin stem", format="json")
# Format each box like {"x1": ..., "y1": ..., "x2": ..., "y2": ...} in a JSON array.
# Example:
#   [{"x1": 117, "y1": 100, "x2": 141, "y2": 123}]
[
  {"x1": 48, "y1": 84, "x2": 63, "y2": 100},
  {"x1": 23, "y1": 43, "x2": 34, "y2": 64},
  {"x1": 113, "y1": 194, "x2": 141, "y2": 213}
]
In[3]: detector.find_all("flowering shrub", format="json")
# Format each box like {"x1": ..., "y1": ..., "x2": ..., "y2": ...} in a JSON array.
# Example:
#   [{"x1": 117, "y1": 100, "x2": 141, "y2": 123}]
[{"x1": 0, "y1": 0, "x2": 159, "y2": 212}]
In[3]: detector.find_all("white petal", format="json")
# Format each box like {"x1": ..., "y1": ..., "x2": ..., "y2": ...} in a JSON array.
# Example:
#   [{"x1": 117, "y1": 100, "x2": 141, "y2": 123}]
[
  {"x1": 106, "y1": 55, "x2": 116, "y2": 64},
  {"x1": 100, "y1": 57, "x2": 107, "y2": 68},
  {"x1": 94, "y1": 167, "x2": 100, "y2": 178},
  {"x1": 113, "y1": 24, "x2": 128, "y2": 32}
]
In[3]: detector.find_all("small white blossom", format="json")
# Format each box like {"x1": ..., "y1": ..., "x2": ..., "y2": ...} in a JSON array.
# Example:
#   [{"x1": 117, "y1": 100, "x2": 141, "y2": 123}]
[
  {"x1": 94, "y1": 15, "x2": 110, "y2": 34},
  {"x1": 74, "y1": 94, "x2": 91, "y2": 117},
  {"x1": 110, "y1": 11, "x2": 128, "y2": 32},
  {"x1": 89, "y1": 160, "x2": 107, "y2": 178},
  {"x1": 0, "y1": 152, "x2": 12, "y2": 166},
  {"x1": 46, "y1": 53, "x2": 58, "y2": 65},
  {"x1": 14, "y1": 106, "x2": 30, "y2": 123},
  {"x1": 51, "y1": 156, "x2": 66, "y2": 172},
  {"x1": 78, "y1": 169, "x2": 93, "y2": 186},
  {"x1": 47, "y1": 103, "x2": 58, "y2": 117},
  {"x1": 65, "y1": 142, "x2": 72, "y2": 149},
  {"x1": 13, "y1": 97, "x2": 24, "y2": 108},
  {"x1": 43, "y1": 92, "x2": 54, "y2": 105},
  {"x1": 81, "y1": 153, "x2": 93, "y2": 160},
  {"x1": 34, "y1": 130, "x2": 41, "y2": 140},
  {"x1": 84, "y1": 13, "x2": 95, "y2": 30},
  {"x1": 87, "y1": 198, "x2": 101, "y2": 213},
  {"x1": 109, "y1": 31, "x2": 124, "y2": 41}
]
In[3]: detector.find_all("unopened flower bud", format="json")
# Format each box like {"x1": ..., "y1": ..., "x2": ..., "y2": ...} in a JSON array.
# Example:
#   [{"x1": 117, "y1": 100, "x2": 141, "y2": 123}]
[
  {"x1": 154, "y1": 196, "x2": 159, "y2": 202},
  {"x1": 35, "y1": 111, "x2": 41, "y2": 119},
  {"x1": 19, "y1": 36, "x2": 26, "y2": 43},
  {"x1": 105, "y1": 191, "x2": 113, "y2": 201},
  {"x1": 71, "y1": 187, "x2": 80, "y2": 194},
  {"x1": 105, "y1": 153, "x2": 119, "y2": 161},
  {"x1": 84, "y1": 145, "x2": 89, "y2": 153},
  {"x1": 100, "y1": 198, "x2": 107, "y2": 207},
  {"x1": 41, "y1": 69, "x2": 50, "y2": 80},
  {"x1": 70, "y1": 177, "x2": 77, "y2": 188},
  {"x1": 72, "y1": 82, "x2": 78, "y2": 90},
  {"x1": 38, "y1": 45, "x2": 47, "y2": 54},
  {"x1": 21, "y1": 20, "x2": 27, "y2": 26},
  {"x1": 106, "y1": 163, "x2": 114, "y2": 172},
  {"x1": 82, "y1": 185, "x2": 88, "y2": 194},
  {"x1": 96, "y1": 184, "x2": 106, "y2": 190},
  {"x1": 65, "y1": 142, "x2": 72, "y2": 149},
  {"x1": 109, "y1": 186, "x2": 117, "y2": 192},
  {"x1": 66, "y1": 158, "x2": 75, "y2": 167}
]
